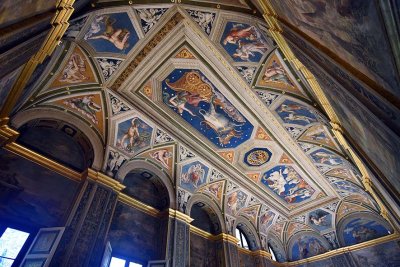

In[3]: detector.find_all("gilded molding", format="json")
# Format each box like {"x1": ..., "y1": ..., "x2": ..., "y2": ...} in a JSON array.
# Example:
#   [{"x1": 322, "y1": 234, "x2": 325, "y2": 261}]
[
  {"x1": 0, "y1": 120, "x2": 19, "y2": 147},
  {"x1": 87, "y1": 169, "x2": 126, "y2": 191},
  {"x1": 214, "y1": 233, "x2": 239, "y2": 244},
  {"x1": 111, "y1": 12, "x2": 184, "y2": 91},
  {"x1": 0, "y1": 0, "x2": 75, "y2": 117},
  {"x1": 189, "y1": 225, "x2": 215, "y2": 240},
  {"x1": 237, "y1": 247, "x2": 272, "y2": 258},
  {"x1": 168, "y1": 208, "x2": 194, "y2": 224},
  {"x1": 118, "y1": 192, "x2": 161, "y2": 218},
  {"x1": 4, "y1": 142, "x2": 82, "y2": 181}
]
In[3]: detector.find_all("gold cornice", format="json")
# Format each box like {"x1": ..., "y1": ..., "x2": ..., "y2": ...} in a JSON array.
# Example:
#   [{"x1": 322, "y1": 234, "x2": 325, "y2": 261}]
[
  {"x1": 214, "y1": 233, "x2": 239, "y2": 244},
  {"x1": 118, "y1": 192, "x2": 161, "y2": 218},
  {"x1": 237, "y1": 248, "x2": 272, "y2": 258},
  {"x1": 189, "y1": 225, "x2": 215, "y2": 240},
  {"x1": 4, "y1": 142, "x2": 82, "y2": 181},
  {"x1": 0, "y1": 0, "x2": 75, "y2": 117},
  {"x1": 168, "y1": 208, "x2": 194, "y2": 224},
  {"x1": 87, "y1": 168, "x2": 126, "y2": 191},
  {"x1": 0, "y1": 120, "x2": 19, "y2": 147}
]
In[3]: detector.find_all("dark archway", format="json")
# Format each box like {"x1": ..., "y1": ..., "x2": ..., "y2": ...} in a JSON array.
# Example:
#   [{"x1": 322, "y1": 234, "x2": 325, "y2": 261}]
[
  {"x1": 17, "y1": 119, "x2": 94, "y2": 171},
  {"x1": 121, "y1": 169, "x2": 169, "y2": 211},
  {"x1": 190, "y1": 201, "x2": 222, "y2": 235}
]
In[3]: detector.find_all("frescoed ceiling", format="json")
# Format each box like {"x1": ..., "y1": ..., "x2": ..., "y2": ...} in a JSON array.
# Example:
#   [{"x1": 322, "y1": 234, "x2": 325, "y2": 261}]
[{"x1": 4, "y1": 0, "x2": 396, "y2": 261}]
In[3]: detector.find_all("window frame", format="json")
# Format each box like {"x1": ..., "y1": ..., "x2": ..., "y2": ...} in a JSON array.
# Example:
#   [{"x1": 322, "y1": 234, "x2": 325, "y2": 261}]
[
  {"x1": 267, "y1": 243, "x2": 278, "y2": 261},
  {"x1": 0, "y1": 222, "x2": 36, "y2": 267},
  {"x1": 235, "y1": 227, "x2": 250, "y2": 250},
  {"x1": 109, "y1": 255, "x2": 144, "y2": 267}
]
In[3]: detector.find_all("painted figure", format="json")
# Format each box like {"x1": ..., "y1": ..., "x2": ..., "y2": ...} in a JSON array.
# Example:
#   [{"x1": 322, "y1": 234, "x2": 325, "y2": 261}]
[
  {"x1": 223, "y1": 24, "x2": 259, "y2": 45},
  {"x1": 63, "y1": 95, "x2": 101, "y2": 124},
  {"x1": 221, "y1": 23, "x2": 269, "y2": 62},
  {"x1": 163, "y1": 70, "x2": 252, "y2": 148},
  {"x1": 117, "y1": 118, "x2": 151, "y2": 153},
  {"x1": 309, "y1": 210, "x2": 329, "y2": 227},
  {"x1": 151, "y1": 149, "x2": 172, "y2": 169},
  {"x1": 87, "y1": 16, "x2": 130, "y2": 50},
  {"x1": 233, "y1": 41, "x2": 269, "y2": 61},
  {"x1": 106, "y1": 151, "x2": 125, "y2": 177},
  {"x1": 59, "y1": 53, "x2": 88, "y2": 83},
  {"x1": 312, "y1": 150, "x2": 342, "y2": 165},
  {"x1": 181, "y1": 163, "x2": 206, "y2": 189},
  {"x1": 227, "y1": 191, "x2": 246, "y2": 214},
  {"x1": 263, "y1": 60, "x2": 293, "y2": 86},
  {"x1": 262, "y1": 166, "x2": 314, "y2": 203}
]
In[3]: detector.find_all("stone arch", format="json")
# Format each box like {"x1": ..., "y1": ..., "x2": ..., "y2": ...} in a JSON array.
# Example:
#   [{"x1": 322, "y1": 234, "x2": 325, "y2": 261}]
[
  {"x1": 186, "y1": 193, "x2": 226, "y2": 234},
  {"x1": 267, "y1": 233, "x2": 287, "y2": 263},
  {"x1": 11, "y1": 107, "x2": 104, "y2": 170},
  {"x1": 116, "y1": 158, "x2": 176, "y2": 210},
  {"x1": 234, "y1": 215, "x2": 261, "y2": 251},
  {"x1": 336, "y1": 211, "x2": 393, "y2": 247},
  {"x1": 287, "y1": 231, "x2": 331, "y2": 261}
]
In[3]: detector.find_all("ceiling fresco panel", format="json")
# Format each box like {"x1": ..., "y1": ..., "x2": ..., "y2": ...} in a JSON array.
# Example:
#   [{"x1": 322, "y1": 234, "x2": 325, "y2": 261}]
[
  {"x1": 115, "y1": 116, "x2": 153, "y2": 155},
  {"x1": 162, "y1": 69, "x2": 254, "y2": 148},
  {"x1": 84, "y1": 12, "x2": 139, "y2": 55},
  {"x1": 261, "y1": 165, "x2": 315, "y2": 204},
  {"x1": 220, "y1": 21, "x2": 270, "y2": 62}
]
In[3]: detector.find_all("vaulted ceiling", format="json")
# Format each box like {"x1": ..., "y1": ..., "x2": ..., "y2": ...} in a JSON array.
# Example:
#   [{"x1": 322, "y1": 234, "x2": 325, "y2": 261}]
[{"x1": 2, "y1": 0, "x2": 397, "y2": 261}]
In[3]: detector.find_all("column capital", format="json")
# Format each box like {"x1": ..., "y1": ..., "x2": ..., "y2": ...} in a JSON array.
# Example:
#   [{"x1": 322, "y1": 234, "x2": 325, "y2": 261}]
[
  {"x1": 215, "y1": 233, "x2": 239, "y2": 244},
  {"x1": 0, "y1": 119, "x2": 19, "y2": 147},
  {"x1": 168, "y1": 208, "x2": 194, "y2": 224},
  {"x1": 87, "y1": 168, "x2": 126, "y2": 191}
]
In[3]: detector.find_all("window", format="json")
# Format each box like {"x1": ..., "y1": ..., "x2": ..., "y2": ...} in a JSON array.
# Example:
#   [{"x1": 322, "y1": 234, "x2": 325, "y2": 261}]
[
  {"x1": 268, "y1": 244, "x2": 277, "y2": 261},
  {"x1": 235, "y1": 228, "x2": 249, "y2": 250},
  {"x1": 109, "y1": 256, "x2": 142, "y2": 267},
  {"x1": 0, "y1": 228, "x2": 30, "y2": 267}
]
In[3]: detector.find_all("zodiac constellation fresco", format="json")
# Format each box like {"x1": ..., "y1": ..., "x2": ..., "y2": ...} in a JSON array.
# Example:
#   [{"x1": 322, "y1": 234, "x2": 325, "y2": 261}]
[
  {"x1": 221, "y1": 22, "x2": 270, "y2": 62},
  {"x1": 261, "y1": 165, "x2": 315, "y2": 203},
  {"x1": 162, "y1": 69, "x2": 254, "y2": 148},
  {"x1": 84, "y1": 13, "x2": 139, "y2": 54}
]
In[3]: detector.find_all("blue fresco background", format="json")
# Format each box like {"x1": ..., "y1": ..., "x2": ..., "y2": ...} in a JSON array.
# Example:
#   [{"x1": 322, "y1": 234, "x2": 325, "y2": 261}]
[
  {"x1": 85, "y1": 13, "x2": 138, "y2": 55},
  {"x1": 162, "y1": 69, "x2": 253, "y2": 148}
]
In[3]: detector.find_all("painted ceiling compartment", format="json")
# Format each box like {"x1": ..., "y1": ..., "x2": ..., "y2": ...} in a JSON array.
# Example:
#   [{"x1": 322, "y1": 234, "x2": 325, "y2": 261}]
[{"x1": 7, "y1": 0, "x2": 396, "y2": 263}]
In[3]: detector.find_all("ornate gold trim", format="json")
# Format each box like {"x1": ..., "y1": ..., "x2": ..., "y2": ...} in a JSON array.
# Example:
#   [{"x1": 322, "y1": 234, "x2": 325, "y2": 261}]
[
  {"x1": 4, "y1": 142, "x2": 82, "y2": 181},
  {"x1": 87, "y1": 169, "x2": 126, "y2": 191},
  {"x1": 0, "y1": 121, "x2": 19, "y2": 147},
  {"x1": 118, "y1": 192, "x2": 161, "y2": 218},
  {"x1": 168, "y1": 208, "x2": 194, "y2": 223},
  {"x1": 0, "y1": 0, "x2": 75, "y2": 117},
  {"x1": 237, "y1": 247, "x2": 272, "y2": 258},
  {"x1": 214, "y1": 233, "x2": 239, "y2": 244},
  {"x1": 189, "y1": 225, "x2": 215, "y2": 239}
]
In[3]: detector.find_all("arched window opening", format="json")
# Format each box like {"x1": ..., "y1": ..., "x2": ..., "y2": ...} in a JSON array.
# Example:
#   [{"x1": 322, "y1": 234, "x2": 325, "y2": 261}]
[
  {"x1": 190, "y1": 202, "x2": 221, "y2": 235},
  {"x1": 17, "y1": 119, "x2": 94, "y2": 171},
  {"x1": 121, "y1": 169, "x2": 169, "y2": 210},
  {"x1": 268, "y1": 243, "x2": 277, "y2": 261},
  {"x1": 235, "y1": 227, "x2": 249, "y2": 250},
  {"x1": 109, "y1": 256, "x2": 143, "y2": 267}
]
